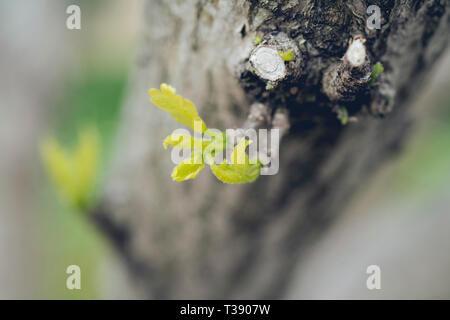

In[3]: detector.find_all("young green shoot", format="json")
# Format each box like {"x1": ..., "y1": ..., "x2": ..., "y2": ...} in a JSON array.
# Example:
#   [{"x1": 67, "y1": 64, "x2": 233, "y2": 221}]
[
  {"x1": 278, "y1": 50, "x2": 295, "y2": 62},
  {"x1": 368, "y1": 62, "x2": 384, "y2": 86},
  {"x1": 149, "y1": 84, "x2": 262, "y2": 184}
]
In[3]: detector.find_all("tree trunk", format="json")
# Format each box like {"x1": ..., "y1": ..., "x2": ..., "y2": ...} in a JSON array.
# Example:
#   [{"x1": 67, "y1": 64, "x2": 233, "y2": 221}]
[{"x1": 93, "y1": 0, "x2": 450, "y2": 299}]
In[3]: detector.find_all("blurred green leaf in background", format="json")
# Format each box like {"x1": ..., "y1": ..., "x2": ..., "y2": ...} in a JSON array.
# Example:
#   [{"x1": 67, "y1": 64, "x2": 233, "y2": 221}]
[{"x1": 36, "y1": 0, "x2": 139, "y2": 299}]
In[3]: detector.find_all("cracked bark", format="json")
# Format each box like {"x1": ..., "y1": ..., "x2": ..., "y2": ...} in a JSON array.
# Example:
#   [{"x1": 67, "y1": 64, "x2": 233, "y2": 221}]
[{"x1": 92, "y1": 0, "x2": 449, "y2": 299}]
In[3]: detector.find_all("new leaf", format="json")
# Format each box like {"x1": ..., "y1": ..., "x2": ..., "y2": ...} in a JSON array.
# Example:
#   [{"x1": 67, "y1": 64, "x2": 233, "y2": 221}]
[
  {"x1": 210, "y1": 139, "x2": 261, "y2": 184},
  {"x1": 149, "y1": 84, "x2": 207, "y2": 133},
  {"x1": 171, "y1": 153, "x2": 205, "y2": 182}
]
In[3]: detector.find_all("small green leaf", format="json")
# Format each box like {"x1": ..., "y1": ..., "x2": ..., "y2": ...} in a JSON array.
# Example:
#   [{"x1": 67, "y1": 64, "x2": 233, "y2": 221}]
[
  {"x1": 210, "y1": 139, "x2": 261, "y2": 184},
  {"x1": 149, "y1": 84, "x2": 207, "y2": 133},
  {"x1": 368, "y1": 62, "x2": 384, "y2": 86},
  {"x1": 337, "y1": 106, "x2": 349, "y2": 125},
  {"x1": 171, "y1": 154, "x2": 205, "y2": 182},
  {"x1": 253, "y1": 35, "x2": 262, "y2": 45},
  {"x1": 211, "y1": 162, "x2": 261, "y2": 184},
  {"x1": 278, "y1": 50, "x2": 295, "y2": 62}
]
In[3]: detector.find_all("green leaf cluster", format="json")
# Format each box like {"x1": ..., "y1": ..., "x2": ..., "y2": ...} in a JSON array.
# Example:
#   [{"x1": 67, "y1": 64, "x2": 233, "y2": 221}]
[{"x1": 149, "y1": 84, "x2": 262, "y2": 184}]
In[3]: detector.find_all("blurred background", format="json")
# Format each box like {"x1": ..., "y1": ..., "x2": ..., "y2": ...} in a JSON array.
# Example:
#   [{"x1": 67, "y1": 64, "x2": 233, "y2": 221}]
[{"x1": 0, "y1": 0, "x2": 449, "y2": 299}]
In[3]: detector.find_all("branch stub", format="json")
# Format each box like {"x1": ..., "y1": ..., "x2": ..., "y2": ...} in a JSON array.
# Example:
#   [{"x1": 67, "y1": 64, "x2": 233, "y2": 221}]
[{"x1": 249, "y1": 46, "x2": 286, "y2": 82}]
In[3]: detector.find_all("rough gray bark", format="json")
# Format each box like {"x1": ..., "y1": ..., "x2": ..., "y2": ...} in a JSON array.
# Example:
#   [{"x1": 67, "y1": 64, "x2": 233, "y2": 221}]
[{"x1": 93, "y1": 0, "x2": 450, "y2": 299}]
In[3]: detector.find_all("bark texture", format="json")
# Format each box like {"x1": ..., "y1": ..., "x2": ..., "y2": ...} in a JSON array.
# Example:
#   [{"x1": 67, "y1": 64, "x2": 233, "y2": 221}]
[{"x1": 94, "y1": 0, "x2": 450, "y2": 298}]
